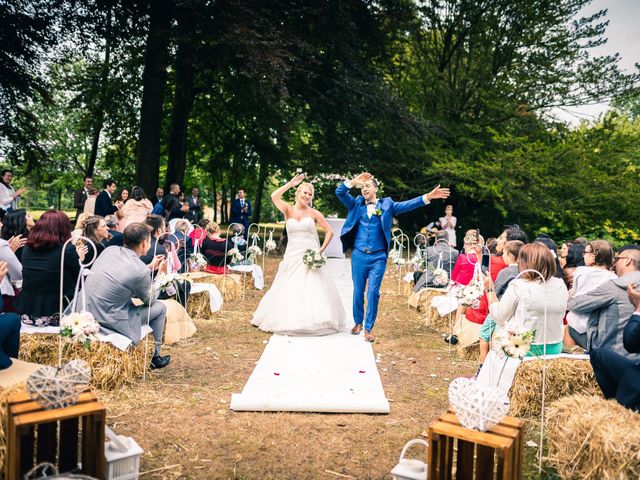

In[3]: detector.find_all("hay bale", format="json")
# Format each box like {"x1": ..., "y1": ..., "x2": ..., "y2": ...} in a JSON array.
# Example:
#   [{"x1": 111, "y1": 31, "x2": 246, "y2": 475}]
[
  {"x1": 508, "y1": 358, "x2": 602, "y2": 418},
  {"x1": 0, "y1": 383, "x2": 26, "y2": 472},
  {"x1": 190, "y1": 273, "x2": 242, "y2": 301},
  {"x1": 18, "y1": 334, "x2": 154, "y2": 391},
  {"x1": 545, "y1": 394, "x2": 640, "y2": 480},
  {"x1": 423, "y1": 289, "x2": 453, "y2": 334},
  {"x1": 187, "y1": 291, "x2": 215, "y2": 320},
  {"x1": 456, "y1": 342, "x2": 480, "y2": 361}
]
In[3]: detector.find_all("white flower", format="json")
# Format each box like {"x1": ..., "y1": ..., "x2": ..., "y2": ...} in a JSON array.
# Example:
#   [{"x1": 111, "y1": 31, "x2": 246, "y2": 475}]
[
  {"x1": 265, "y1": 240, "x2": 277, "y2": 251},
  {"x1": 433, "y1": 268, "x2": 449, "y2": 286},
  {"x1": 228, "y1": 248, "x2": 244, "y2": 262},
  {"x1": 247, "y1": 245, "x2": 263, "y2": 257},
  {"x1": 60, "y1": 311, "x2": 100, "y2": 348}
]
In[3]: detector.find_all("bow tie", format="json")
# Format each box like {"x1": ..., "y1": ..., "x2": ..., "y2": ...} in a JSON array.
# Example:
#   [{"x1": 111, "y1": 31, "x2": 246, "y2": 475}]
[{"x1": 366, "y1": 201, "x2": 377, "y2": 206}]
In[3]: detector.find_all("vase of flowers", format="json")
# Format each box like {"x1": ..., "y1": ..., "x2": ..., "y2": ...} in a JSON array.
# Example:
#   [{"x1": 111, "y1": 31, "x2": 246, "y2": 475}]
[
  {"x1": 188, "y1": 252, "x2": 208, "y2": 271},
  {"x1": 228, "y1": 248, "x2": 244, "y2": 265},
  {"x1": 247, "y1": 245, "x2": 263, "y2": 264},
  {"x1": 432, "y1": 267, "x2": 449, "y2": 287},
  {"x1": 60, "y1": 311, "x2": 100, "y2": 349}
]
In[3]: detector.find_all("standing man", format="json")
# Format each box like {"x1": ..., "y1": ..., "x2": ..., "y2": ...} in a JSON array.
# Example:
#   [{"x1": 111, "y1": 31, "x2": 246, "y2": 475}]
[
  {"x1": 74, "y1": 176, "x2": 93, "y2": 220},
  {"x1": 95, "y1": 179, "x2": 121, "y2": 217},
  {"x1": 185, "y1": 187, "x2": 202, "y2": 223},
  {"x1": 230, "y1": 188, "x2": 251, "y2": 238},
  {"x1": 152, "y1": 187, "x2": 164, "y2": 206},
  {"x1": 163, "y1": 183, "x2": 190, "y2": 221},
  {"x1": 336, "y1": 172, "x2": 449, "y2": 342}
]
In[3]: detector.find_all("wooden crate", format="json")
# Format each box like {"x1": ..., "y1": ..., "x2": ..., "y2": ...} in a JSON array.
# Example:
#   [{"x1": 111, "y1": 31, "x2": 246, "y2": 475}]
[
  {"x1": 5, "y1": 390, "x2": 105, "y2": 480},
  {"x1": 428, "y1": 410, "x2": 525, "y2": 480}
]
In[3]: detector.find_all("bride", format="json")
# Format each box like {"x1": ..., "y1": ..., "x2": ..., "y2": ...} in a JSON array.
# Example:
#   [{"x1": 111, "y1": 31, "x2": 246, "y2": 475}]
[{"x1": 251, "y1": 174, "x2": 346, "y2": 335}]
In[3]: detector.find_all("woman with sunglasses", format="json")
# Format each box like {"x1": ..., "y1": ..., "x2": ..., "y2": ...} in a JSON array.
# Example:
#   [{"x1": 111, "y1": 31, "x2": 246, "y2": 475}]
[{"x1": 564, "y1": 239, "x2": 616, "y2": 351}]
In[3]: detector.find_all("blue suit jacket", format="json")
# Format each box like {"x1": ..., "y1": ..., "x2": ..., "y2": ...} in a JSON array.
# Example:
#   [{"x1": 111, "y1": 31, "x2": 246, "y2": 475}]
[
  {"x1": 336, "y1": 182, "x2": 426, "y2": 253},
  {"x1": 230, "y1": 198, "x2": 251, "y2": 224}
]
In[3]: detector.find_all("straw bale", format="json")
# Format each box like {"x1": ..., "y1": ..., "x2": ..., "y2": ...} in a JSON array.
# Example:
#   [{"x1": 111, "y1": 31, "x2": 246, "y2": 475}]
[
  {"x1": 456, "y1": 342, "x2": 480, "y2": 361},
  {"x1": 190, "y1": 273, "x2": 242, "y2": 301},
  {"x1": 545, "y1": 394, "x2": 640, "y2": 480},
  {"x1": 187, "y1": 291, "x2": 215, "y2": 320},
  {"x1": 18, "y1": 333, "x2": 154, "y2": 391},
  {"x1": 0, "y1": 383, "x2": 26, "y2": 472},
  {"x1": 423, "y1": 289, "x2": 452, "y2": 334},
  {"x1": 508, "y1": 358, "x2": 602, "y2": 418}
]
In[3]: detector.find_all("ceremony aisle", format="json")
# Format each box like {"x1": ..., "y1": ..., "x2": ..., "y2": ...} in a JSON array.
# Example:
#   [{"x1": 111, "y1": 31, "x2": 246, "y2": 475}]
[{"x1": 231, "y1": 259, "x2": 390, "y2": 413}]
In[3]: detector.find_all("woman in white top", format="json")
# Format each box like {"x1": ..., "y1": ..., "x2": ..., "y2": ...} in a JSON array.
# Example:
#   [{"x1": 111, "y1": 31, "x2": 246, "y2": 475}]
[
  {"x1": 439, "y1": 205, "x2": 457, "y2": 247},
  {"x1": 0, "y1": 170, "x2": 27, "y2": 213},
  {"x1": 564, "y1": 240, "x2": 616, "y2": 350},
  {"x1": 485, "y1": 242, "x2": 568, "y2": 356}
]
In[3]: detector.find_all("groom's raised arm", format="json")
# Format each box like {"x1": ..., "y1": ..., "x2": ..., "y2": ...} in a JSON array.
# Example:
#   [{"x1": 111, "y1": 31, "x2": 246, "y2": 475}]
[
  {"x1": 391, "y1": 185, "x2": 450, "y2": 216},
  {"x1": 335, "y1": 181, "x2": 356, "y2": 210}
]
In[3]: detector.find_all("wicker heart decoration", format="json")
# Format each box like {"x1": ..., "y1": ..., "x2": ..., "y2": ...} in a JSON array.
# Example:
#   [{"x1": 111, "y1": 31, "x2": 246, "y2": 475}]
[
  {"x1": 26, "y1": 359, "x2": 91, "y2": 410},
  {"x1": 448, "y1": 377, "x2": 509, "y2": 432}
]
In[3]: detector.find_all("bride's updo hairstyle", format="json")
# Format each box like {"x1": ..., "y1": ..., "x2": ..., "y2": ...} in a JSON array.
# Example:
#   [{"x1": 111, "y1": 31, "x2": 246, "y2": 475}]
[{"x1": 295, "y1": 182, "x2": 315, "y2": 202}]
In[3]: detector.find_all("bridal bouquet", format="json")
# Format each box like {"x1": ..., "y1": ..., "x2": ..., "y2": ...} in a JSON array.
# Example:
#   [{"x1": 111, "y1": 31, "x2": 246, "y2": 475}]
[
  {"x1": 455, "y1": 278, "x2": 483, "y2": 308},
  {"x1": 303, "y1": 248, "x2": 326, "y2": 270},
  {"x1": 494, "y1": 320, "x2": 535, "y2": 358},
  {"x1": 188, "y1": 252, "x2": 208, "y2": 271},
  {"x1": 228, "y1": 247, "x2": 244, "y2": 264},
  {"x1": 432, "y1": 267, "x2": 449, "y2": 287},
  {"x1": 60, "y1": 311, "x2": 100, "y2": 349},
  {"x1": 154, "y1": 272, "x2": 187, "y2": 296}
]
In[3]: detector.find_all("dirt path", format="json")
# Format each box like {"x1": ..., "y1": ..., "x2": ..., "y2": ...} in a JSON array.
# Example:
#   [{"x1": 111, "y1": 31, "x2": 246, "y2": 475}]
[{"x1": 100, "y1": 258, "x2": 475, "y2": 479}]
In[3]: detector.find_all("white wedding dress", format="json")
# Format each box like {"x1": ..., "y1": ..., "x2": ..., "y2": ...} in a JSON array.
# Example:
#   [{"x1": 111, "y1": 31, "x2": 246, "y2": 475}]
[{"x1": 251, "y1": 216, "x2": 346, "y2": 335}]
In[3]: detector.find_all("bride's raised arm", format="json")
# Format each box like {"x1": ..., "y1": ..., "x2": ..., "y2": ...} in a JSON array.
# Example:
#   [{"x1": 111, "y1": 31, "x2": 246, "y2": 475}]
[
  {"x1": 312, "y1": 209, "x2": 334, "y2": 254},
  {"x1": 271, "y1": 173, "x2": 305, "y2": 217}
]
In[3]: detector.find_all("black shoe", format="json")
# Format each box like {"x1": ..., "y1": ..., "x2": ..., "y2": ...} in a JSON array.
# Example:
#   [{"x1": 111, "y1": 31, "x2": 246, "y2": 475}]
[
  {"x1": 443, "y1": 334, "x2": 458, "y2": 345},
  {"x1": 150, "y1": 355, "x2": 171, "y2": 369}
]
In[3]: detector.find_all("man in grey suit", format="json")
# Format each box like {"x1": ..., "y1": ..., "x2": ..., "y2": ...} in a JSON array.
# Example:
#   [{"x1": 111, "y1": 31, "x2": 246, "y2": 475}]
[
  {"x1": 81, "y1": 222, "x2": 171, "y2": 369},
  {"x1": 413, "y1": 231, "x2": 459, "y2": 292}
]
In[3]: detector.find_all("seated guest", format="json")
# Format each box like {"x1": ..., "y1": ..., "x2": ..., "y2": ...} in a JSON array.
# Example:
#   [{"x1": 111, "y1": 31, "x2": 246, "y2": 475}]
[
  {"x1": 569, "y1": 248, "x2": 640, "y2": 359},
  {"x1": 0, "y1": 210, "x2": 24, "y2": 312},
  {"x1": 119, "y1": 186, "x2": 153, "y2": 231},
  {"x1": 558, "y1": 241, "x2": 571, "y2": 269},
  {"x1": 202, "y1": 222, "x2": 233, "y2": 274},
  {"x1": 72, "y1": 213, "x2": 91, "y2": 238},
  {"x1": 486, "y1": 242, "x2": 569, "y2": 356},
  {"x1": 590, "y1": 282, "x2": 640, "y2": 411},
  {"x1": 189, "y1": 218, "x2": 209, "y2": 248},
  {"x1": 564, "y1": 240, "x2": 616, "y2": 351},
  {"x1": 172, "y1": 220, "x2": 194, "y2": 273},
  {"x1": 81, "y1": 215, "x2": 110, "y2": 264},
  {"x1": 17, "y1": 210, "x2": 86, "y2": 325},
  {"x1": 79, "y1": 223, "x2": 170, "y2": 369},
  {"x1": 141, "y1": 215, "x2": 191, "y2": 306},
  {"x1": 449, "y1": 230, "x2": 482, "y2": 287},
  {"x1": 104, "y1": 215, "x2": 124, "y2": 247},
  {"x1": 1, "y1": 209, "x2": 34, "y2": 261},
  {"x1": 0, "y1": 261, "x2": 20, "y2": 369},
  {"x1": 413, "y1": 231, "x2": 459, "y2": 291},
  {"x1": 563, "y1": 243, "x2": 586, "y2": 290},
  {"x1": 478, "y1": 240, "x2": 524, "y2": 363},
  {"x1": 535, "y1": 235, "x2": 564, "y2": 280}
]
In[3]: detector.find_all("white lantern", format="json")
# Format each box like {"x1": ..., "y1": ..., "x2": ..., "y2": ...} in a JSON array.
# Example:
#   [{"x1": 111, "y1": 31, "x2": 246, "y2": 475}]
[{"x1": 390, "y1": 439, "x2": 428, "y2": 480}]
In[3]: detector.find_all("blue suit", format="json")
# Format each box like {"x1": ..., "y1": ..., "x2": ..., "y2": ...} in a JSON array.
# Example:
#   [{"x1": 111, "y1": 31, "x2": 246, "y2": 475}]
[{"x1": 336, "y1": 182, "x2": 427, "y2": 331}]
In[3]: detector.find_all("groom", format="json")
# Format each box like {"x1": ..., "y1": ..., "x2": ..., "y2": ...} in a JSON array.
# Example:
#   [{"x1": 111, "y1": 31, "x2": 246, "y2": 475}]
[{"x1": 336, "y1": 172, "x2": 450, "y2": 342}]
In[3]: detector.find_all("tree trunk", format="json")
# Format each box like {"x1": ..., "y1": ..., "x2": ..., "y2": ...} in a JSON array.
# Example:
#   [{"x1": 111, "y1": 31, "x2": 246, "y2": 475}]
[
  {"x1": 165, "y1": 12, "x2": 195, "y2": 189},
  {"x1": 86, "y1": 3, "x2": 112, "y2": 178},
  {"x1": 220, "y1": 184, "x2": 227, "y2": 224},
  {"x1": 211, "y1": 169, "x2": 217, "y2": 223},
  {"x1": 251, "y1": 155, "x2": 269, "y2": 224},
  {"x1": 135, "y1": 0, "x2": 172, "y2": 196}
]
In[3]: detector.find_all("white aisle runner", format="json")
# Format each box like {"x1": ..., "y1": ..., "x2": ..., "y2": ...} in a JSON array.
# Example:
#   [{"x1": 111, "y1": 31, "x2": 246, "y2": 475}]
[{"x1": 230, "y1": 259, "x2": 390, "y2": 413}]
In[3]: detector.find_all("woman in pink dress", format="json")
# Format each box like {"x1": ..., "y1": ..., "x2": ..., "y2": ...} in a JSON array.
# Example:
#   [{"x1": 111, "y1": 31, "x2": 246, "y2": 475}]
[{"x1": 119, "y1": 186, "x2": 153, "y2": 230}]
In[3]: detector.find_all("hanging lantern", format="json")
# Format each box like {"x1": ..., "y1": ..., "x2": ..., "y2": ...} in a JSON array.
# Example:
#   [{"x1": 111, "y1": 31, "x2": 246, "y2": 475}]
[{"x1": 390, "y1": 439, "x2": 428, "y2": 480}]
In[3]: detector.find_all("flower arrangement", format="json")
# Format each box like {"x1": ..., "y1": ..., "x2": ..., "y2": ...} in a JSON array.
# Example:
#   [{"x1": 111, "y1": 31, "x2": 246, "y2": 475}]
[
  {"x1": 247, "y1": 245, "x2": 263, "y2": 258},
  {"x1": 188, "y1": 252, "x2": 208, "y2": 271},
  {"x1": 265, "y1": 239, "x2": 277, "y2": 252},
  {"x1": 409, "y1": 253, "x2": 426, "y2": 272},
  {"x1": 455, "y1": 278, "x2": 483, "y2": 308},
  {"x1": 154, "y1": 272, "x2": 187, "y2": 296},
  {"x1": 302, "y1": 248, "x2": 326, "y2": 270},
  {"x1": 373, "y1": 208, "x2": 382, "y2": 216},
  {"x1": 494, "y1": 320, "x2": 535, "y2": 358},
  {"x1": 60, "y1": 311, "x2": 100, "y2": 349},
  {"x1": 228, "y1": 248, "x2": 244, "y2": 264},
  {"x1": 432, "y1": 267, "x2": 449, "y2": 286}
]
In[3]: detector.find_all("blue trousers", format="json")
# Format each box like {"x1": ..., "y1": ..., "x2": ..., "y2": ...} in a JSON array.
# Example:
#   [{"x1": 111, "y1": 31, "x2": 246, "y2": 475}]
[
  {"x1": 0, "y1": 313, "x2": 20, "y2": 369},
  {"x1": 351, "y1": 249, "x2": 387, "y2": 332}
]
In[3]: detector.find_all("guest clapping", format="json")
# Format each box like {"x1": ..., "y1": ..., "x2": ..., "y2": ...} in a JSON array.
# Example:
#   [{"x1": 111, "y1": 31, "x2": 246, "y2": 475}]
[{"x1": 0, "y1": 169, "x2": 27, "y2": 213}]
